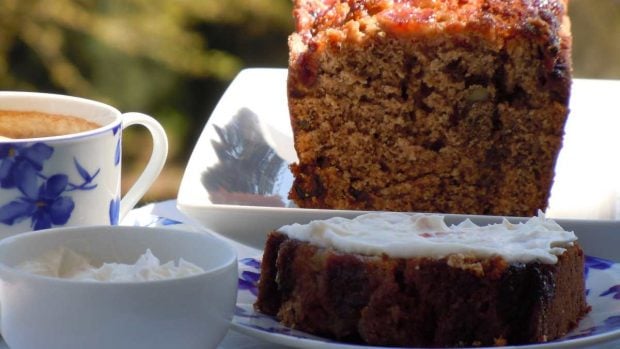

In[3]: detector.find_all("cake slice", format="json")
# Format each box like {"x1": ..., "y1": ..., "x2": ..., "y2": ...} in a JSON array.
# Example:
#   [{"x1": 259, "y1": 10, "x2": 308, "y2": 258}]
[
  {"x1": 287, "y1": 0, "x2": 572, "y2": 216},
  {"x1": 255, "y1": 213, "x2": 589, "y2": 347}
]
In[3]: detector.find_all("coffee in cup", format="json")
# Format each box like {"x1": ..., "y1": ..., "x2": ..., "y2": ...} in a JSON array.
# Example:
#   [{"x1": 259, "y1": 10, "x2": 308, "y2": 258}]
[
  {"x1": 0, "y1": 92, "x2": 168, "y2": 238},
  {"x1": 0, "y1": 110, "x2": 100, "y2": 139}
]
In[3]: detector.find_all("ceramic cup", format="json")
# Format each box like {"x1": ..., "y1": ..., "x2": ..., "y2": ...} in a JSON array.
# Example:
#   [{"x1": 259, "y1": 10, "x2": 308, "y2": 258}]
[
  {"x1": 0, "y1": 92, "x2": 168, "y2": 238},
  {"x1": 0, "y1": 225, "x2": 238, "y2": 349}
]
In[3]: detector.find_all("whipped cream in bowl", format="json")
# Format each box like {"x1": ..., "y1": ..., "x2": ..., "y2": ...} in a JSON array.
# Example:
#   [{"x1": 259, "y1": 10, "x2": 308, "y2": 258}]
[
  {"x1": 16, "y1": 247, "x2": 205, "y2": 282},
  {"x1": 0, "y1": 225, "x2": 237, "y2": 349}
]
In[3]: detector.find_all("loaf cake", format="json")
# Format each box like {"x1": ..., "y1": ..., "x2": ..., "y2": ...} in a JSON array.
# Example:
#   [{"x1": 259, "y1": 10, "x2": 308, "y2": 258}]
[
  {"x1": 287, "y1": 0, "x2": 572, "y2": 216},
  {"x1": 255, "y1": 213, "x2": 589, "y2": 347}
]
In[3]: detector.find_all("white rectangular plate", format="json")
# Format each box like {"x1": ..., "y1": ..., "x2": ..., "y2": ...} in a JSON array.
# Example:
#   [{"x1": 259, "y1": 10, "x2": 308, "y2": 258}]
[{"x1": 177, "y1": 68, "x2": 620, "y2": 252}]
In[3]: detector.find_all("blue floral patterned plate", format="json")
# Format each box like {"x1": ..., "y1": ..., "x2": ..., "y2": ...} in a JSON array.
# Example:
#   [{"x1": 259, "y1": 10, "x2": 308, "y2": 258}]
[{"x1": 232, "y1": 255, "x2": 620, "y2": 349}]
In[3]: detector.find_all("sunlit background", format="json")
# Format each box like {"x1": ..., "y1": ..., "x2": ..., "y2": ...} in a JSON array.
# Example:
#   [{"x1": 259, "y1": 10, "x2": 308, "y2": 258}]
[{"x1": 0, "y1": 0, "x2": 618, "y2": 204}]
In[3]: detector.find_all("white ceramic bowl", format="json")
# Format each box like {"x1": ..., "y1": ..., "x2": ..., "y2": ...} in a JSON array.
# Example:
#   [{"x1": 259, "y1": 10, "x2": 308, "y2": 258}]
[{"x1": 0, "y1": 225, "x2": 238, "y2": 349}]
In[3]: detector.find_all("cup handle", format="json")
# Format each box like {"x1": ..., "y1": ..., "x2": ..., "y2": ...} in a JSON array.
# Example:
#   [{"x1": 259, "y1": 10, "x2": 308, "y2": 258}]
[{"x1": 118, "y1": 112, "x2": 169, "y2": 220}]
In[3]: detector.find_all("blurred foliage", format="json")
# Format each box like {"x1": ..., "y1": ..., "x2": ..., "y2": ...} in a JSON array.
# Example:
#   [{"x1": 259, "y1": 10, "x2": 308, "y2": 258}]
[
  {"x1": 0, "y1": 0, "x2": 293, "y2": 165},
  {"x1": 570, "y1": 0, "x2": 620, "y2": 79},
  {"x1": 0, "y1": 0, "x2": 291, "y2": 90}
]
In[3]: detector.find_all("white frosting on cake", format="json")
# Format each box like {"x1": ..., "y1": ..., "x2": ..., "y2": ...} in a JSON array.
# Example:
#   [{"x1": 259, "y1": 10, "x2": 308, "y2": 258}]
[{"x1": 278, "y1": 212, "x2": 577, "y2": 264}]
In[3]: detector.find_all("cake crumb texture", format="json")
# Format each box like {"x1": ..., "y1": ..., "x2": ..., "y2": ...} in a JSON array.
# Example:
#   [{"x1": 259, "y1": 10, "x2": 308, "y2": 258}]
[
  {"x1": 255, "y1": 231, "x2": 590, "y2": 347},
  {"x1": 287, "y1": 0, "x2": 572, "y2": 216}
]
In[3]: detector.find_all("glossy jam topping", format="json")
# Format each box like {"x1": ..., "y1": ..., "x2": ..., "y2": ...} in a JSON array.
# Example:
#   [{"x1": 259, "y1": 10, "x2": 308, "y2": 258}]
[{"x1": 293, "y1": 0, "x2": 567, "y2": 42}]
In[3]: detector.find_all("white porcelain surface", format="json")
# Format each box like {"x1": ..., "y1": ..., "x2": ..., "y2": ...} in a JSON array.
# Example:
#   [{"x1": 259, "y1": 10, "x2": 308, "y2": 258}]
[
  {"x1": 0, "y1": 225, "x2": 238, "y2": 349},
  {"x1": 0, "y1": 92, "x2": 168, "y2": 237},
  {"x1": 177, "y1": 69, "x2": 620, "y2": 249}
]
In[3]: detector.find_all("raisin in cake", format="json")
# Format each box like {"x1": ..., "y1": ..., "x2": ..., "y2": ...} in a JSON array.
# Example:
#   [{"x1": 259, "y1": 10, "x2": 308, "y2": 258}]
[
  {"x1": 255, "y1": 213, "x2": 589, "y2": 347},
  {"x1": 287, "y1": 0, "x2": 572, "y2": 216}
]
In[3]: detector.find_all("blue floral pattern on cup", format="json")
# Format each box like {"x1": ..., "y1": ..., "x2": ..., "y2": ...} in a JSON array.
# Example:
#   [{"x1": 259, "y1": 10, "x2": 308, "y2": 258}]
[
  {"x1": 109, "y1": 197, "x2": 120, "y2": 225},
  {"x1": 0, "y1": 142, "x2": 53, "y2": 188},
  {"x1": 0, "y1": 142, "x2": 100, "y2": 230},
  {"x1": 107, "y1": 126, "x2": 122, "y2": 224}
]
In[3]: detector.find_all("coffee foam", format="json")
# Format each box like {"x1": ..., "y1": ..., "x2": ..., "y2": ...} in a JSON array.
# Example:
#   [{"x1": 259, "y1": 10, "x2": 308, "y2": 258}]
[{"x1": 0, "y1": 110, "x2": 101, "y2": 139}]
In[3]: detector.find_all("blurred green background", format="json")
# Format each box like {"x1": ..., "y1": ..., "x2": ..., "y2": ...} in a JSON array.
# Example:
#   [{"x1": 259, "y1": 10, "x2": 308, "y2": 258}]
[{"x1": 0, "y1": 0, "x2": 618, "y2": 204}]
